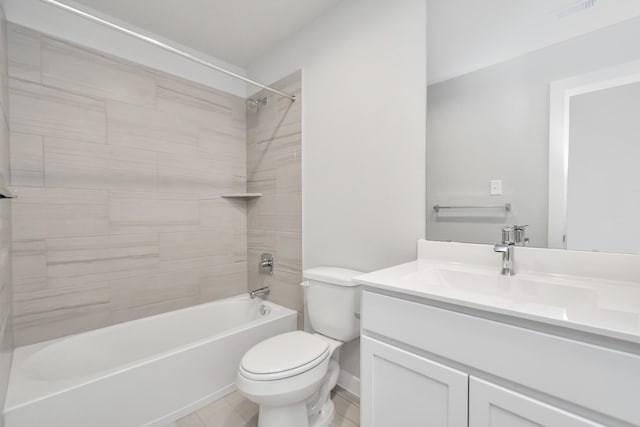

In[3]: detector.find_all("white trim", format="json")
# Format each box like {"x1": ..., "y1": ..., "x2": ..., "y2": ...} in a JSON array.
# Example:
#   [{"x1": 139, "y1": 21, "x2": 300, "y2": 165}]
[
  {"x1": 337, "y1": 369, "x2": 360, "y2": 398},
  {"x1": 3, "y1": 0, "x2": 248, "y2": 97},
  {"x1": 548, "y1": 59, "x2": 640, "y2": 248}
]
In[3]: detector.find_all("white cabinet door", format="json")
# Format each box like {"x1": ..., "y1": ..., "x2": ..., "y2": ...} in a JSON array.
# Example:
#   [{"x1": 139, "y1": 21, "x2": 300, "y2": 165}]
[
  {"x1": 361, "y1": 336, "x2": 468, "y2": 427},
  {"x1": 469, "y1": 377, "x2": 604, "y2": 427}
]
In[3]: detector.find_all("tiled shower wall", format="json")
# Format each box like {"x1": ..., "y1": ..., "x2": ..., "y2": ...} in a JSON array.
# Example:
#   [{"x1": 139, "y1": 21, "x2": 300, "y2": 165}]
[
  {"x1": 246, "y1": 72, "x2": 302, "y2": 325},
  {"x1": 7, "y1": 24, "x2": 249, "y2": 346},
  {"x1": 0, "y1": 5, "x2": 13, "y2": 418}
]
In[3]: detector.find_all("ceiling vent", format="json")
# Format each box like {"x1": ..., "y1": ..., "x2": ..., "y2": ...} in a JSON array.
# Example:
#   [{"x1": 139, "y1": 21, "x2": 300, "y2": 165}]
[{"x1": 555, "y1": 0, "x2": 598, "y2": 19}]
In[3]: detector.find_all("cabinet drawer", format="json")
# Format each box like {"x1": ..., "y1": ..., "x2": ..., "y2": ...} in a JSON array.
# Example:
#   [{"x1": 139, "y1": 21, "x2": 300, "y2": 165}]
[
  {"x1": 469, "y1": 377, "x2": 603, "y2": 427},
  {"x1": 362, "y1": 291, "x2": 640, "y2": 425}
]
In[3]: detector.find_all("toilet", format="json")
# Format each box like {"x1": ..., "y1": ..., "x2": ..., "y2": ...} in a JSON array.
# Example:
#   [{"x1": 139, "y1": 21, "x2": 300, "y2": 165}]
[{"x1": 236, "y1": 267, "x2": 362, "y2": 427}]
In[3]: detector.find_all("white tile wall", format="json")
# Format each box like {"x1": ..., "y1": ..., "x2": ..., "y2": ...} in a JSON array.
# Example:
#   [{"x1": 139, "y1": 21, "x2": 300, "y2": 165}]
[
  {"x1": 41, "y1": 38, "x2": 157, "y2": 107},
  {"x1": 7, "y1": 24, "x2": 41, "y2": 83},
  {"x1": 6, "y1": 25, "x2": 303, "y2": 348},
  {"x1": 246, "y1": 71, "x2": 302, "y2": 324},
  {"x1": 9, "y1": 132, "x2": 42, "y2": 186},
  {"x1": 0, "y1": 6, "x2": 11, "y2": 414},
  {"x1": 10, "y1": 78, "x2": 107, "y2": 143},
  {"x1": 7, "y1": 24, "x2": 249, "y2": 346}
]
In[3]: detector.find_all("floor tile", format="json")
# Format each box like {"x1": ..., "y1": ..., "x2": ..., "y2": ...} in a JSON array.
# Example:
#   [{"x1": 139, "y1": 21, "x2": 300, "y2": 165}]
[{"x1": 176, "y1": 388, "x2": 360, "y2": 427}]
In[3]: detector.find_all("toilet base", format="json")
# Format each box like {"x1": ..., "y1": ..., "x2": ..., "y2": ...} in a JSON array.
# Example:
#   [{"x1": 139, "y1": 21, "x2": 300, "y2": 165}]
[
  {"x1": 257, "y1": 399, "x2": 335, "y2": 427},
  {"x1": 258, "y1": 401, "x2": 307, "y2": 427},
  {"x1": 309, "y1": 399, "x2": 335, "y2": 427}
]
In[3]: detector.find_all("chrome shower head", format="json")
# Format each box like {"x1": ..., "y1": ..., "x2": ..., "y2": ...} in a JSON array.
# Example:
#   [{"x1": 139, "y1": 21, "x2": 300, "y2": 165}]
[{"x1": 246, "y1": 96, "x2": 269, "y2": 112}]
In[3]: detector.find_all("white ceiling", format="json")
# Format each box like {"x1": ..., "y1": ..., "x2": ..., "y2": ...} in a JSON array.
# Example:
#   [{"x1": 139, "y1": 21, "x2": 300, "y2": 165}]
[
  {"x1": 428, "y1": 0, "x2": 640, "y2": 84},
  {"x1": 69, "y1": 0, "x2": 343, "y2": 67}
]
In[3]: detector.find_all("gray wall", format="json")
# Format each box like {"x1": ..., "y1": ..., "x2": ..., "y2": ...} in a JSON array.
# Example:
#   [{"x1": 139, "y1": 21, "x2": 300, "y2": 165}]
[
  {"x1": 0, "y1": 4, "x2": 13, "y2": 423},
  {"x1": 427, "y1": 16, "x2": 640, "y2": 247},
  {"x1": 567, "y1": 81, "x2": 640, "y2": 254}
]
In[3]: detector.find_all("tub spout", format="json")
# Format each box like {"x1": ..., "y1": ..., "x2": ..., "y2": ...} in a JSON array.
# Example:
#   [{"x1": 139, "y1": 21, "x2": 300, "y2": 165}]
[{"x1": 250, "y1": 286, "x2": 270, "y2": 299}]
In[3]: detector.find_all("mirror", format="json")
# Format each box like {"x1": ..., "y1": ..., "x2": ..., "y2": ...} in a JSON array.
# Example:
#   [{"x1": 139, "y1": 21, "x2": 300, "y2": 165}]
[{"x1": 426, "y1": 1, "x2": 640, "y2": 253}]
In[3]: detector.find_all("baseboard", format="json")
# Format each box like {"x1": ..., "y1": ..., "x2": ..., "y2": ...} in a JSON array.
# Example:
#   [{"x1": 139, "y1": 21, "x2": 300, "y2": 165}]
[{"x1": 337, "y1": 369, "x2": 360, "y2": 398}]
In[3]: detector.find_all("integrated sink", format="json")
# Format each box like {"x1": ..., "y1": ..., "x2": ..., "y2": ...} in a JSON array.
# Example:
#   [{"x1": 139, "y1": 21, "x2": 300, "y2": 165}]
[
  {"x1": 355, "y1": 240, "x2": 640, "y2": 343},
  {"x1": 402, "y1": 265, "x2": 602, "y2": 321}
]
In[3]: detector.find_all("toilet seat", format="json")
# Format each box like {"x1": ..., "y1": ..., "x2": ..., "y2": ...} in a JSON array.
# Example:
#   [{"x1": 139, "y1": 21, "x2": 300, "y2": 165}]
[
  {"x1": 237, "y1": 333, "x2": 334, "y2": 408},
  {"x1": 239, "y1": 331, "x2": 330, "y2": 381}
]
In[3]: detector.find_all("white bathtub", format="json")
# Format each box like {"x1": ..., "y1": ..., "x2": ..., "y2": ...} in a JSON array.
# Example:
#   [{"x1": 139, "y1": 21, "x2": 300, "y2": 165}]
[{"x1": 4, "y1": 295, "x2": 296, "y2": 427}]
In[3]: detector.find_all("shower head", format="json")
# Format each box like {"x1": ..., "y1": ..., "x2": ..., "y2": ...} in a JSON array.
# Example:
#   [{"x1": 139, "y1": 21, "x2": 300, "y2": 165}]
[{"x1": 246, "y1": 96, "x2": 269, "y2": 111}]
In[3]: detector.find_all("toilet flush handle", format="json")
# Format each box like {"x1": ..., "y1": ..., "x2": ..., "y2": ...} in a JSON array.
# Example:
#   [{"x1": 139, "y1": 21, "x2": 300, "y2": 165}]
[{"x1": 300, "y1": 281, "x2": 310, "y2": 288}]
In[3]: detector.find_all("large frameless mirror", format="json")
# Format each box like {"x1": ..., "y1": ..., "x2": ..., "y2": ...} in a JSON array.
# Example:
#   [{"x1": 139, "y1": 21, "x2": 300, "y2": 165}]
[{"x1": 426, "y1": 0, "x2": 640, "y2": 254}]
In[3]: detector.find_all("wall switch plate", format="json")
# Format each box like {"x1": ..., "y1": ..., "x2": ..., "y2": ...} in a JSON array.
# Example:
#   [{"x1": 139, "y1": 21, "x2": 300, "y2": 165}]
[{"x1": 490, "y1": 179, "x2": 502, "y2": 195}]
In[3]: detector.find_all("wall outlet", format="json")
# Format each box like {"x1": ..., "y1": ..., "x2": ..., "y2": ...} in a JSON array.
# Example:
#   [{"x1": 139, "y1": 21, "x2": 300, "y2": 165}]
[{"x1": 490, "y1": 180, "x2": 502, "y2": 195}]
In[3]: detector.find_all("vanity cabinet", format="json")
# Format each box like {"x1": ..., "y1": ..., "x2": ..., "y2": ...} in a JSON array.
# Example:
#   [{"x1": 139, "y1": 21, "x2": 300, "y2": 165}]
[
  {"x1": 469, "y1": 377, "x2": 603, "y2": 427},
  {"x1": 361, "y1": 337, "x2": 468, "y2": 427},
  {"x1": 360, "y1": 290, "x2": 640, "y2": 427}
]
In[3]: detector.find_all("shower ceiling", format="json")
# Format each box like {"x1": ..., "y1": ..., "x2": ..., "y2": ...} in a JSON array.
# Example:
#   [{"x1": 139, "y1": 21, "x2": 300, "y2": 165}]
[{"x1": 66, "y1": 0, "x2": 344, "y2": 67}]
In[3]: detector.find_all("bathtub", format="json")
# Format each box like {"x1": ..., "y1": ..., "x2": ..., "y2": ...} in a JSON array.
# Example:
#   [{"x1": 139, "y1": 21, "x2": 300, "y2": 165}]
[{"x1": 4, "y1": 295, "x2": 296, "y2": 427}]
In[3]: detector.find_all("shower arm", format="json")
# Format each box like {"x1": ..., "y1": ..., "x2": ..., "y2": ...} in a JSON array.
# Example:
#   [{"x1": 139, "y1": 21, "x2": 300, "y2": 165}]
[{"x1": 39, "y1": 0, "x2": 297, "y2": 102}]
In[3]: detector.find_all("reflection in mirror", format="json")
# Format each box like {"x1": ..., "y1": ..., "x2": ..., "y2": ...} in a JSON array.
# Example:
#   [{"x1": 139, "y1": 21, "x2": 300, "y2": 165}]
[
  {"x1": 426, "y1": 1, "x2": 640, "y2": 254},
  {"x1": 548, "y1": 61, "x2": 640, "y2": 252}
]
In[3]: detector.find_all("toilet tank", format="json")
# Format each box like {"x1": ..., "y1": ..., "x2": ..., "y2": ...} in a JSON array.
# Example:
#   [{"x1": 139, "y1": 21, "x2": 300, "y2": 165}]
[{"x1": 303, "y1": 267, "x2": 363, "y2": 342}]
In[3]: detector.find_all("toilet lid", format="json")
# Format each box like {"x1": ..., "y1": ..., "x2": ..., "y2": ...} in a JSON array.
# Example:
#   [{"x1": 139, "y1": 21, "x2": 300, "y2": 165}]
[{"x1": 240, "y1": 331, "x2": 330, "y2": 380}]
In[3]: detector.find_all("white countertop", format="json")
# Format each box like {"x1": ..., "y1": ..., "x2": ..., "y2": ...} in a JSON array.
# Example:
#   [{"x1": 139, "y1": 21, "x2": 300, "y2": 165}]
[{"x1": 354, "y1": 241, "x2": 640, "y2": 345}]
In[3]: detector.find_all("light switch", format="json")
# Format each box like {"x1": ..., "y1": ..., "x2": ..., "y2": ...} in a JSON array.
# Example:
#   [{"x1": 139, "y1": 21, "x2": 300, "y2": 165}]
[{"x1": 490, "y1": 180, "x2": 502, "y2": 195}]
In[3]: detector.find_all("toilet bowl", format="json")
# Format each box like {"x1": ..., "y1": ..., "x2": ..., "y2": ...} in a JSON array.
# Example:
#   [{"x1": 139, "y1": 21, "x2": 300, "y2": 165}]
[
  {"x1": 237, "y1": 267, "x2": 363, "y2": 427},
  {"x1": 237, "y1": 331, "x2": 342, "y2": 427}
]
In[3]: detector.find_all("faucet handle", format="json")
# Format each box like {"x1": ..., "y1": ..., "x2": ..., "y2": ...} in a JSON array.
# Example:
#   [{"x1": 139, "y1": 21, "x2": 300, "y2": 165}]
[
  {"x1": 501, "y1": 226, "x2": 516, "y2": 245},
  {"x1": 259, "y1": 253, "x2": 274, "y2": 274},
  {"x1": 514, "y1": 225, "x2": 530, "y2": 246}
]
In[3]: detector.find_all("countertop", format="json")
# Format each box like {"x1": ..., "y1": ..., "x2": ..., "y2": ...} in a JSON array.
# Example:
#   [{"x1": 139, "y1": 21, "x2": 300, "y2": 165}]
[{"x1": 354, "y1": 258, "x2": 640, "y2": 345}]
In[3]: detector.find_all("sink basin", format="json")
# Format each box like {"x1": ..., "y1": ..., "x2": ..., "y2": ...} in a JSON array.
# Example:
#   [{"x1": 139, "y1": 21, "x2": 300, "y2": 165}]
[{"x1": 402, "y1": 266, "x2": 601, "y2": 320}]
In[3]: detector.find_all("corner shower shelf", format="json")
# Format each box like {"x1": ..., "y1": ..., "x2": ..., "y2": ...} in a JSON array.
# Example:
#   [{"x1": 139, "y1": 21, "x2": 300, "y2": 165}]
[
  {"x1": 199, "y1": 193, "x2": 263, "y2": 201},
  {"x1": 220, "y1": 193, "x2": 263, "y2": 199}
]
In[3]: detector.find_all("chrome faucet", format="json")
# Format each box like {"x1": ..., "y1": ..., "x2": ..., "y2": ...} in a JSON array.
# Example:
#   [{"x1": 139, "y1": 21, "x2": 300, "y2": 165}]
[
  {"x1": 250, "y1": 286, "x2": 270, "y2": 299},
  {"x1": 494, "y1": 226, "x2": 516, "y2": 276}
]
